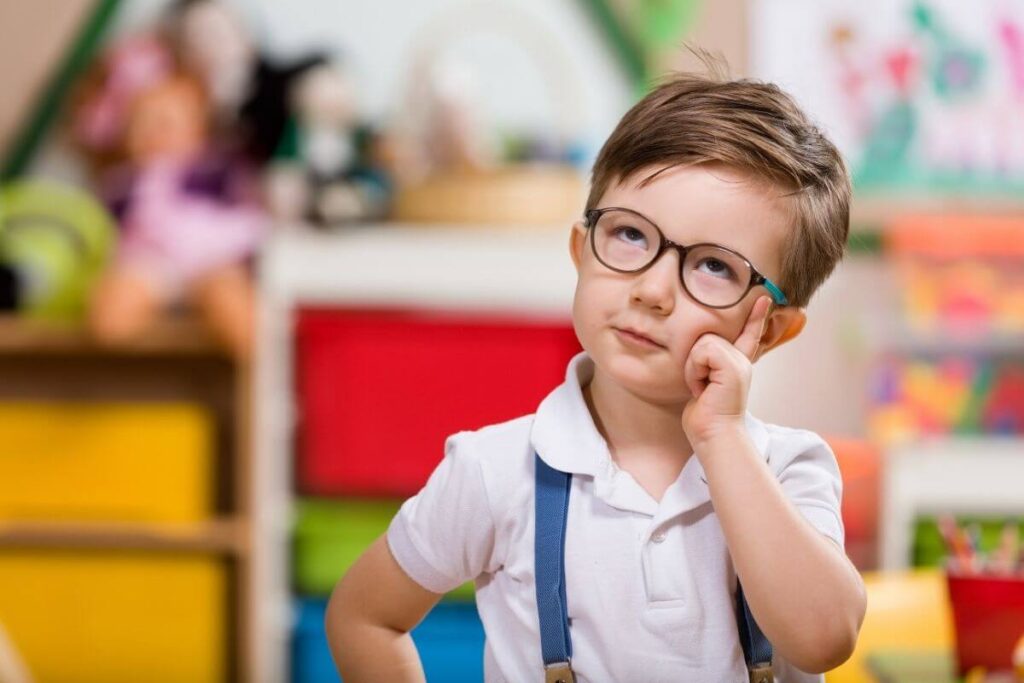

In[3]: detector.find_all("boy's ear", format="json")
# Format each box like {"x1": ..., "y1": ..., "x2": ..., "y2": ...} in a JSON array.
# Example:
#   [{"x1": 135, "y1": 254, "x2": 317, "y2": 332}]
[
  {"x1": 757, "y1": 305, "x2": 807, "y2": 358},
  {"x1": 569, "y1": 222, "x2": 587, "y2": 270}
]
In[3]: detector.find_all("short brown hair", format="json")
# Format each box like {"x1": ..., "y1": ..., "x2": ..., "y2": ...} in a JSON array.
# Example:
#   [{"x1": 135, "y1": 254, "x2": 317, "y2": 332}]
[{"x1": 587, "y1": 70, "x2": 850, "y2": 308}]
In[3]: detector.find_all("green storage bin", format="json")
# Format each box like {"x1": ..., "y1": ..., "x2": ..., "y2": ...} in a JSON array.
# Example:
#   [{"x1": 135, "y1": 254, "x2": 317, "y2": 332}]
[{"x1": 294, "y1": 498, "x2": 476, "y2": 601}]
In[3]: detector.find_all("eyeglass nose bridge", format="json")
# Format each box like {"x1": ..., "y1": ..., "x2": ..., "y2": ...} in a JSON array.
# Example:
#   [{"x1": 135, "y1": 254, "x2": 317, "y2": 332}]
[
  {"x1": 658, "y1": 238, "x2": 691, "y2": 265},
  {"x1": 641, "y1": 238, "x2": 695, "y2": 283}
]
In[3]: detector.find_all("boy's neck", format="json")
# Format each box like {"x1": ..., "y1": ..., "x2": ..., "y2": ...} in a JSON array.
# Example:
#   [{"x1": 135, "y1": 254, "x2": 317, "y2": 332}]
[{"x1": 583, "y1": 368, "x2": 695, "y2": 497}]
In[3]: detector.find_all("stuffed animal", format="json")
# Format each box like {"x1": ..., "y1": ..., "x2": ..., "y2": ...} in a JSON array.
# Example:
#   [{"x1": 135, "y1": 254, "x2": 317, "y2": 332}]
[
  {"x1": 266, "y1": 61, "x2": 391, "y2": 226},
  {"x1": 168, "y1": 0, "x2": 327, "y2": 165},
  {"x1": 0, "y1": 180, "x2": 114, "y2": 320}
]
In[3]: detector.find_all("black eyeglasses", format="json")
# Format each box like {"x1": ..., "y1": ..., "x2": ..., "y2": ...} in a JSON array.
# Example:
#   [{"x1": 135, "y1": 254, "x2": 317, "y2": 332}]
[{"x1": 584, "y1": 207, "x2": 789, "y2": 309}]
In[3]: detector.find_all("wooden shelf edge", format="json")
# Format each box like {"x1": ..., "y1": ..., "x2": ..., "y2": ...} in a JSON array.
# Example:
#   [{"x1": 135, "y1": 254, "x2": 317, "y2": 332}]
[
  {"x1": 0, "y1": 316, "x2": 229, "y2": 357},
  {"x1": 0, "y1": 518, "x2": 250, "y2": 554},
  {"x1": 851, "y1": 194, "x2": 1024, "y2": 231}
]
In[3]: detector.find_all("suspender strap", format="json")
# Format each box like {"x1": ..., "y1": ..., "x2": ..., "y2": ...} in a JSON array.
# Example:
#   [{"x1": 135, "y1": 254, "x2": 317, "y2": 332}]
[
  {"x1": 736, "y1": 581, "x2": 774, "y2": 683},
  {"x1": 534, "y1": 454, "x2": 576, "y2": 682},
  {"x1": 534, "y1": 452, "x2": 773, "y2": 683}
]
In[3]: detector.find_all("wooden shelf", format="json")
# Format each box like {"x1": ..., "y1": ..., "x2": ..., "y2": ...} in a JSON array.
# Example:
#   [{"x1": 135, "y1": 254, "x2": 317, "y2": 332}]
[
  {"x1": 0, "y1": 316, "x2": 226, "y2": 357},
  {"x1": 0, "y1": 518, "x2": 249, "y2": 554},
  {"x1": 851, "y1": 194, "x2": 1024, "y2": 231}
]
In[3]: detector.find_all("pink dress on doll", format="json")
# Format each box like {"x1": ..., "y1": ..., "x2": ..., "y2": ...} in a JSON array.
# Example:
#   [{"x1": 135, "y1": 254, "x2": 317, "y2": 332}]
[{"x1": 106, "y1": 155, "x2": 266, "y2": 295}]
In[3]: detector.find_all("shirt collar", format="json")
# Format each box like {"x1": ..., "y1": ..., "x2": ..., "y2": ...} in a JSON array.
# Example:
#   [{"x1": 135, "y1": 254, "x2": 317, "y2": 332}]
[
  {"x1": 531, "y1": 352, "x2": 611, "y2": 479},
  {"x1": 531, "y1": 352, "x2": 773, "y2": 517}
]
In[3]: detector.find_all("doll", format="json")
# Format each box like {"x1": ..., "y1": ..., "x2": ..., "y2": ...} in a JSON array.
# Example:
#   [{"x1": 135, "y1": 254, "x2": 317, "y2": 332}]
[
  {"x1": 71, "y1": 33, "x2": 174, "y2": 173},
  {"x1": 168, "y1": 0, "x2": 326, "y2": 165},
  {"x1": 85, "y1": 73, "x2": 266, "y2": 360},
  {"x1": 266, "y1": 61, "x2": 391, "y2": 226}
]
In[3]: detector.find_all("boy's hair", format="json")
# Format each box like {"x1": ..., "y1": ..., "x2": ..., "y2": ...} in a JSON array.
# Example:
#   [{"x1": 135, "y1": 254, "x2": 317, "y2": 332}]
[{"x1": 587, "y1": 67, "x2": 850, "y2": 308}]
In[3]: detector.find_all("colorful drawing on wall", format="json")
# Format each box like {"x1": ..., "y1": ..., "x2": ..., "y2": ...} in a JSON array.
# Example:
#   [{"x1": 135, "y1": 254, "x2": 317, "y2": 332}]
[{"x1": 753, "y1": 0, "x2": 1024, "y2": 197}]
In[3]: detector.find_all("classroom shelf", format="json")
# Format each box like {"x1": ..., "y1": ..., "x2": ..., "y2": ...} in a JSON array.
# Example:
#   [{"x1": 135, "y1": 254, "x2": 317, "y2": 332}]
[
  {"x1": 851, "y1": 195, "x2": 1024, "y2": 232},
  {"x1": 0, "y1": 519, "x2": 249, "y2": 553},
  {"x1": 0, "y1": 314, "x2": 256, "y2": 682},
  {"x1": 879, "y1": 437, "x2": 1024, "y2": 570},
  {"x1": 256, "y1": 224, "x2": 577, "y2": 683},
  {"x1": 0, "y1": 315, "x2": 221, "y2": 355}
]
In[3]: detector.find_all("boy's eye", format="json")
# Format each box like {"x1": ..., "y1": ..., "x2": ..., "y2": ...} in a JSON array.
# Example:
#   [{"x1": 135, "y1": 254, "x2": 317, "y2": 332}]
[
  {"x1": 612, "y1": 226, "x2": 648, "y2": 248},
  {"x1": 695, "y1": 257, "x2": 736, "y2": 279}
]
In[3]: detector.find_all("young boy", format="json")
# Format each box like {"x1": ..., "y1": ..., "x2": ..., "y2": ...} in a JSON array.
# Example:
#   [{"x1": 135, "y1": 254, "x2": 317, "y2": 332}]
[{"x1": 326, "y1": 69, "x2": 867, "y2": 682}]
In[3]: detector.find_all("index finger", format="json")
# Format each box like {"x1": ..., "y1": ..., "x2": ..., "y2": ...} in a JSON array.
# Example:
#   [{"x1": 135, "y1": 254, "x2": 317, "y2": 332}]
[{"x1": 734, "y1": 295, "x2": 772, "y2": 361}]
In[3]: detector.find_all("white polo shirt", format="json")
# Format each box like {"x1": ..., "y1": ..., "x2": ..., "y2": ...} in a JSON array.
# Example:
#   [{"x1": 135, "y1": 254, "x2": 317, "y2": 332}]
[{"x1": 387, "y1": 352, "x2": 844, "y2": 683}]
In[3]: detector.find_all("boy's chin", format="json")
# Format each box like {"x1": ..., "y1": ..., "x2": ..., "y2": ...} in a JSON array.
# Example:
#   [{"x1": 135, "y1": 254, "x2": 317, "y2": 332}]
[{"x1": 599, "y1": 354, "x2": 692, "y2": 405}]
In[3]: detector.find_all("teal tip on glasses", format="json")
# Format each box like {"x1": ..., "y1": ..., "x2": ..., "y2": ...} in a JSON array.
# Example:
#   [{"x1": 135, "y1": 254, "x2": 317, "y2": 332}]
[{"x1": 762, "y1": 279, "x2": 789, "y2": 307}]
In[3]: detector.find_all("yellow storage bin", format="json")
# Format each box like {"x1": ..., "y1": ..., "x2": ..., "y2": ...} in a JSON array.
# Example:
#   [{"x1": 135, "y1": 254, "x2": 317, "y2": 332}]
[
  {"x1": 0, "y1": 551, "x2": 227, "y2": 683},
  {"x1": 0, "y1": 402, "x2": 213, "y2": 522}
]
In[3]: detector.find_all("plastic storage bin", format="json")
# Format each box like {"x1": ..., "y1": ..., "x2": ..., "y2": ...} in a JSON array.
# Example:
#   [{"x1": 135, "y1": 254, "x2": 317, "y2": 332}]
[
  {"x1": 0, "y1": 550, "x2": 227, "y2": 683},
  {"x1": 294, "y1": 498, "x2": 474, "y2": 600},
  {"x1": 293, "y1": 599, "x2": 485, "y2": 683},
  {"x1": 295, "y1": 308, "x2": 579, "y2": 497},
  {"x1": 0, "y1": 402, "x2": 214, "y2": 522},
  {"x1": 946, "y1": 570, "x2": 1024, "y2": 674}
]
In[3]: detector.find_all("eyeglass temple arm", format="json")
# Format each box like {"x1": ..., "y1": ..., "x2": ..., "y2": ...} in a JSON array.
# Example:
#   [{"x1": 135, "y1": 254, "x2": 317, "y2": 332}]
[{"x1": 756, "y1": 275, "x2": 789, "y2": 306}]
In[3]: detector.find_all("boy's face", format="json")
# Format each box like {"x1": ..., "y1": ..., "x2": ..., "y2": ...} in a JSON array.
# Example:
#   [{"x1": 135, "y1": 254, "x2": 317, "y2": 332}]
[{"x1": 569, "y1": 163, "x2": 806, "y2": 405}]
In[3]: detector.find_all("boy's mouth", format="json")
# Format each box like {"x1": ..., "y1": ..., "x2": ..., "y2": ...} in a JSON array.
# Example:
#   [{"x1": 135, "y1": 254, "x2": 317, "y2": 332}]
[{"x1": 614, "y1": 326, "x2": 666, "y2": 349}]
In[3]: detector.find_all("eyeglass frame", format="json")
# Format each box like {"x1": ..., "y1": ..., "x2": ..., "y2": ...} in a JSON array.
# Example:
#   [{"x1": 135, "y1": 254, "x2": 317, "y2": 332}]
[{"x1": 583, "y1": 207, "x2": 790, "y2": 309}]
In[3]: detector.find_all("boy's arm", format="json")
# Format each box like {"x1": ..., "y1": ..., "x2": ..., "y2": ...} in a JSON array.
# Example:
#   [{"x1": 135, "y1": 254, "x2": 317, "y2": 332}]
[
  {"x1": 326, "y1": 535, "x2": 443, "y2": 682},
  {"x1": 698, "y1": 433, "x2": 865, "y2": 673},
  {"x1": 681, "y1": 297, "x2": 866, "y2": 673}
]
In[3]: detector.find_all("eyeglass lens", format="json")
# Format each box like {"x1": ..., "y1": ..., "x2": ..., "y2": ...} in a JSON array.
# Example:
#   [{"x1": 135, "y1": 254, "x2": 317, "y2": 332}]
[{"x1": 591, "y1": 209, "x2": 753, "y2": 308}]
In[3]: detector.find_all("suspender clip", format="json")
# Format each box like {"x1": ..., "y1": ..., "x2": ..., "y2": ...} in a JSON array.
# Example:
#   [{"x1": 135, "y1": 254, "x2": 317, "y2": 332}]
[
  {"x1": 748, "y1": 662, "x2": 773, "y2": 683},
  {"x1": 544, "y1": 661, "x2": 576, "y2": 683}
]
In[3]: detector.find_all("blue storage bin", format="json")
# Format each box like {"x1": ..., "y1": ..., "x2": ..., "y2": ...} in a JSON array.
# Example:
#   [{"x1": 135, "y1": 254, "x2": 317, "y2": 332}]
[{"x1": 293, "y1": 599, "x2": 485, "y2": 682}]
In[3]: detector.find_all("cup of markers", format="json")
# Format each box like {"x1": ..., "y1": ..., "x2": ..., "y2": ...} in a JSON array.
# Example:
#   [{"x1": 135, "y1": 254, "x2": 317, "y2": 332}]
[{"x1": 940, "y1": 516, "x2": 1024, "y2": 676}]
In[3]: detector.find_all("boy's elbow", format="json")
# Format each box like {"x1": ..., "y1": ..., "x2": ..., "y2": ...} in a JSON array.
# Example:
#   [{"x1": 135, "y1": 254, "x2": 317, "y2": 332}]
[
  {"x1": 787, "y1": 582, "x2": 867, "y2": 673},
  {"x1": 325, "y1": 578, "x2": 352, "y2": 650},
  {"x1": 325, "y1": 570, "x2": 370, "y2": 652},
  {"x1": 787, "y1": 625, "x2": 858, "y2": 673}
]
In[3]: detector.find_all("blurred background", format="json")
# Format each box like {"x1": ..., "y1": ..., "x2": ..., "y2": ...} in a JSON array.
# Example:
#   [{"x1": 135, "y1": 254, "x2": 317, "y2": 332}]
[{"x1": 1, "y1": 0, "x2": 1023, "y2": 681}]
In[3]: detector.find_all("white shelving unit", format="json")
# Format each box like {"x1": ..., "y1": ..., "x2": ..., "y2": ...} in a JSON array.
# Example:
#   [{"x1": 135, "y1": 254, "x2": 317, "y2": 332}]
[
  {"x1": 879, "y1": 437, "x2": 1024, "y2": 570},
  {"x1": 253, "y1": 225, "x2": 576, "y2": 682}
]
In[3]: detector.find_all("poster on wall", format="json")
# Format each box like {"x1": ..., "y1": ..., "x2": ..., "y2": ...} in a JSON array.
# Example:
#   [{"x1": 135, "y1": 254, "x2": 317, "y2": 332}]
[{"x1": 753, "y1": 0, "x2": 1024, "y2": 198}]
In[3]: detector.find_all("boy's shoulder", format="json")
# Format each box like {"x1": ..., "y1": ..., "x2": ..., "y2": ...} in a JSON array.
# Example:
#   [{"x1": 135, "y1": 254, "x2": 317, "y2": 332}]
[
  {"x1": 442, "y1": 414, "x2": 539, "y2": 515},
  {"x1": 752, "y1": 415, "x2": 840, "y2": 475},
  {"x1": 445, "y1": 412, "x2": 537, "y2": 471}
]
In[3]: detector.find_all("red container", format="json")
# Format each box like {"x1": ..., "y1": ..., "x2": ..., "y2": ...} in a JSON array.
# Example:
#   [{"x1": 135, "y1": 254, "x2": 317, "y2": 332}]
[
  {"x1": 946, "y1": 571, "x2": 1024, "y2": 675},
  {"x1": 296, "y1": 308, "x2": 581, "y2": 497}
]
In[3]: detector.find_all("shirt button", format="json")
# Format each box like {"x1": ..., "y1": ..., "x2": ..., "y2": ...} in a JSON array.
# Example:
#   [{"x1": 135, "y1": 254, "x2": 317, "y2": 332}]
[{"x1": 651, "y1": 531, "x2": 666, "y2": 543}]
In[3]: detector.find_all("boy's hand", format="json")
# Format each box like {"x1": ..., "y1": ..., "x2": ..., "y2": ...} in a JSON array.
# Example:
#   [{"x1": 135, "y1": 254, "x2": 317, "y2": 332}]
[{"x1": 681, "y1": 295, "x2": 772, "y2": 453}]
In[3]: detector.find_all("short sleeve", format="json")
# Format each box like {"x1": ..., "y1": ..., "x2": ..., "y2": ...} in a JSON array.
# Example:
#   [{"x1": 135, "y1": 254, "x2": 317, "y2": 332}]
[
  {"x1": 386, "y1": 432, "x2": 498, "y2": 594},
  {"x1": 773, "y1": 431, "x2": 845, "y2": 547}
]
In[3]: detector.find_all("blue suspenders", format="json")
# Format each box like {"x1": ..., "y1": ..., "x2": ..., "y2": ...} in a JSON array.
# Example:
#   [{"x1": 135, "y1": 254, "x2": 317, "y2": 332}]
[{"x1": 534, "y1": 453, "x2": 774, "y2": 683}]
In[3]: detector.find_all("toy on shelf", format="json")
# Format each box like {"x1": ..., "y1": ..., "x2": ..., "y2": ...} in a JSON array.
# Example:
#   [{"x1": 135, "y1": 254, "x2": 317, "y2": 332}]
[
  {"x1": 868, "y1": 356, "x2": 1024, "y2": 443},
  {"x1": 929, "y1": 515, "x2": 1024, "y2": 677},
  {"x1": 73, "y1": 29, "x2": 266, "y2": 360},
  {"x1": 885, "y1": 213, "x2": 1024, "y2": 341},
  {"x1": 0, "y1": 180, "x2": 114, "y2": 321},
  {"x1": 265, "y1": 61, "x2": 391, "y2": 227},
  {"x1": 386, "y1": 4, "x2": 587, "y2": 226},
  {"x1": 167, "y1": 0, "x2": 323, "y2": 166}
]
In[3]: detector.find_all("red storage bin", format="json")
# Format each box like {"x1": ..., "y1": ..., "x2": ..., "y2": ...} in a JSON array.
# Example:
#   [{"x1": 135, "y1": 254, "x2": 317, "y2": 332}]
[{"x1": 296, "y1": 308, "x2": 581, "y2": 496}]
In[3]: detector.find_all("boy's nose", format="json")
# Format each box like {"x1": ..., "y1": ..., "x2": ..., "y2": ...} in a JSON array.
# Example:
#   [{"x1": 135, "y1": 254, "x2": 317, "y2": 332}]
[{"x1": 629, "y1": 248, "x2": 680, "y2": 315}]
